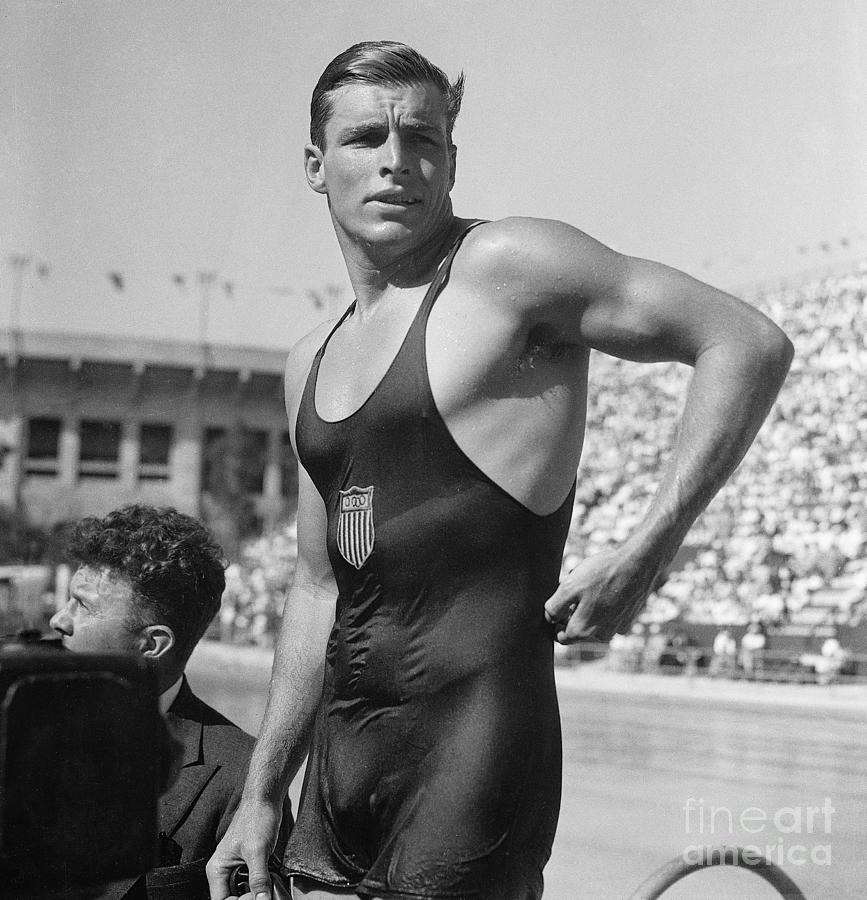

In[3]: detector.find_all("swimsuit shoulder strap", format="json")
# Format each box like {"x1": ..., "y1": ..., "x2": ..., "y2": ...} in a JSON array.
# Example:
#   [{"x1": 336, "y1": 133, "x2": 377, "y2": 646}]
[{"x1": 419, "y1": 220, "x2": 489, "y2": 315}]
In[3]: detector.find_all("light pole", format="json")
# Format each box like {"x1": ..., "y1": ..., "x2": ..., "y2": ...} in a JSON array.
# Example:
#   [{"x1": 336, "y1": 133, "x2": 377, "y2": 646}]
[
  {"x1": 5, "y1": 254, "x2": 31, "y2": 512},
  {"x1": 197, "y1": 270, "x2": 217, "y2": 369},
  {"x1": 8, "y1": 254, "x2": 30, "y2": 365}
]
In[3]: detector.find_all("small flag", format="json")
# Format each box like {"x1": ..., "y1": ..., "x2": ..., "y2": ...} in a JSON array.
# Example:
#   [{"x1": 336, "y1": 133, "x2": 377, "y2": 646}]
[
  {"x1": 307, "y1": 284, "x2": 343, "y2": 311},
  {"x1": 108, "y1": 271, "x2": 124, "y2": 291}
]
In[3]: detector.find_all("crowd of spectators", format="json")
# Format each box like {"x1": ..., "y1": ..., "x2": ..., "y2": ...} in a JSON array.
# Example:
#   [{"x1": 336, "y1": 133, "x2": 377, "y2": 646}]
[
  {"x1": 601, "y1": 620, "x2": 857, "y2": 684},
  {"x1": 564, "y1": 263, "x2": 866, "y2": 629},
  {"x1": 217, "y1": 524, "x2": 297, "y2": 646},
  {"x1": 219, "y1": 264, "x2": 866, "y2": 644}
]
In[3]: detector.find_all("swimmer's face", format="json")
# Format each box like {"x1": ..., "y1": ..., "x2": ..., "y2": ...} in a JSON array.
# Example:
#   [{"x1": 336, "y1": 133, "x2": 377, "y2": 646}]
[{"x1": 304, "y1": 81, "x2": 456, "y2": 250}]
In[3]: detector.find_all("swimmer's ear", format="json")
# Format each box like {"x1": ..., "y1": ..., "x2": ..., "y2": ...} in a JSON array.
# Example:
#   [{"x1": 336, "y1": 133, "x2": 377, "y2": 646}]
[{"x1": 305, "y1": 143, "x2": 327, "y2": 195}]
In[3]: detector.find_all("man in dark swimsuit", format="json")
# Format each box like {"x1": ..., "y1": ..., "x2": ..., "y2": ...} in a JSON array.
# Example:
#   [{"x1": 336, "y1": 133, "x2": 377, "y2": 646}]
[{"x1": 207, "y1": 41, "x2": 792, "y2": 900}]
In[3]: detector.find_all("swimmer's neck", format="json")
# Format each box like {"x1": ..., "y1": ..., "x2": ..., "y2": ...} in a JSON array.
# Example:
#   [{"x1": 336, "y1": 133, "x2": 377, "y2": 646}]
[{"x1": 334, "y1": 213, "x2": 466, "y2": 311}]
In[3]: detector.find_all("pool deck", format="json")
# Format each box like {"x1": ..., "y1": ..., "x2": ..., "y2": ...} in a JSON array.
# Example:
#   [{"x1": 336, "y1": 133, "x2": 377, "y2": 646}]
[
  {"x1": 554, "y1": 660, "x2": 867, "y2": 717},
  {"x1": 190, "y1": 640, "x2": 867, "y2": 719}
]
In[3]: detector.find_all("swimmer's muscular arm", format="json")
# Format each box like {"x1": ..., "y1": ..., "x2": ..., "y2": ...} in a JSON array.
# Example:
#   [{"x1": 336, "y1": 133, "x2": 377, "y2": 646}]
[
  {"x1": 468, "y1": 217, "x2": 794, "y2": 642},
  {"x1": 207, "y1": 327, "x2": 337, "y2": 900}
]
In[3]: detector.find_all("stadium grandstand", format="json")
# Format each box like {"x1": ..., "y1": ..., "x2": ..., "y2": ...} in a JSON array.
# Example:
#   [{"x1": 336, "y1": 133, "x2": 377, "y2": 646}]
[{"x1": 568, "y1": 261, "x2": 867, "y2": 630}]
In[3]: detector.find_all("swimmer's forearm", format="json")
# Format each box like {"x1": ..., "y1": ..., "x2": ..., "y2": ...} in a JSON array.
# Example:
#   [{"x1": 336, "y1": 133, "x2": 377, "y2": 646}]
[
  {"x1": 628, "y1": 329, "x2": 792, "y2": 566},
  {"x1": 241, "y1": 579, "x2": 335, "y2": 805}
]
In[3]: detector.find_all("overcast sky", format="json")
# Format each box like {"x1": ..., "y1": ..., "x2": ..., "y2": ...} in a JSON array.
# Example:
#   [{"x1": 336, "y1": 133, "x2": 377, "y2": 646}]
[{"x1": 2, "y1": 0, "x2": 865, "y2": 349}]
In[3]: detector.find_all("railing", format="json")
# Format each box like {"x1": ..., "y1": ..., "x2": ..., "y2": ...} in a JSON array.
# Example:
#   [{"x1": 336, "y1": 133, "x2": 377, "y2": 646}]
[{"x1": 555, "y1": 642, "x2": 867, "y2": 686}]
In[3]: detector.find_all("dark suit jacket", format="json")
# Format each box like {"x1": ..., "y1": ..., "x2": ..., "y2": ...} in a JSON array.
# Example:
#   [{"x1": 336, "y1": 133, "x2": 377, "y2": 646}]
[
  {"x1": 157, "y1": 675, "x2": 260, "y2": 866},
  {"x1": 102, "y1": 675, "x2": 292, "y2": 899}
]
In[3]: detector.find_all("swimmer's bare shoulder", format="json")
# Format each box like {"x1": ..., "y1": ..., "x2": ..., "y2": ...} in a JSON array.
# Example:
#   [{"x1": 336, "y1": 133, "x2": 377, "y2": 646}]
[{"x1": 453, "y1": 216, "x2": 623, "y2": 325}]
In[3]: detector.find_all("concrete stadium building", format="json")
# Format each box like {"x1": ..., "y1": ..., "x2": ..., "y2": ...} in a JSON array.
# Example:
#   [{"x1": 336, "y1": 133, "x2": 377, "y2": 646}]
[{"x1": 0, "y1": 328, "x2": 296, "y2": 532}]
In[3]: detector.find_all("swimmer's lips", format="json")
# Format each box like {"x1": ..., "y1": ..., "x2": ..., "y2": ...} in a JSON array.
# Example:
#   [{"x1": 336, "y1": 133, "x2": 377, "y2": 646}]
[{"x1": 368, "y1": 191, "x2": 422, "y2": 209}]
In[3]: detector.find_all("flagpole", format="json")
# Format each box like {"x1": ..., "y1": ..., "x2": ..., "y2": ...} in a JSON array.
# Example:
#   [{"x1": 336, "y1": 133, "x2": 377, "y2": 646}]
[
  {"x1": 5, "y1": 255, "x2": 31, "y2": 508},
  {"x1": 197, "y1": 270, "x2": 216, "y2": 367},
  {"x1": 8, "y1": 254, "x2": 30, "y2": 365}
]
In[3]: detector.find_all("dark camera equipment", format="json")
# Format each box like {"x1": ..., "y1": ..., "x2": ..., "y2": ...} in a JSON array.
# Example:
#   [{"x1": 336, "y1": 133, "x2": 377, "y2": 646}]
[{"x1": 0, "y1": 631, "x2": 168, "y2": 899}]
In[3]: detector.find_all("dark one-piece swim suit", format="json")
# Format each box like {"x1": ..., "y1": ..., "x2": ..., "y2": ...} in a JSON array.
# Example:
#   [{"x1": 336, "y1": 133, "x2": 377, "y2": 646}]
[{"x1": 283, "y1": 222, "x2": 575, "y2": 900}]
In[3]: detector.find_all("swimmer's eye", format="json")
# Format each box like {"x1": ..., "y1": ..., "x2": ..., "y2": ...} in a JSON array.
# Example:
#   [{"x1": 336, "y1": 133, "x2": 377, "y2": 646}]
[
  {"x1": 340, "y1": 128, "x2": 386, "y2": 147},
  {"x1": 351, "y1": 132, "x2": 382, "y2": 146}
]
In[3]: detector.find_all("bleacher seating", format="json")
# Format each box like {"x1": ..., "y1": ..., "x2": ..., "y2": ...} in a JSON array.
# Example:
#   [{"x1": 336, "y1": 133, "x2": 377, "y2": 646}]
[{"x1": 564, "y1": 262, "x2": 867, "y2": 630}]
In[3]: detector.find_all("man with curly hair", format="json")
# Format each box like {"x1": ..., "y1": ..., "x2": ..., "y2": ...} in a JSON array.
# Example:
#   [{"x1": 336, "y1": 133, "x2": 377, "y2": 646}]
[{"x1": 51, "y1": 504, "x2": 292, "y2": 898}]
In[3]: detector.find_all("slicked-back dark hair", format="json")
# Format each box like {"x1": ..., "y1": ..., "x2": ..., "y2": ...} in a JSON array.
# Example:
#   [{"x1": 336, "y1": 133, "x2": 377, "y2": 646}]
[
  {"x1": 67, "y1": 504, "x2": 226, "y2": 663},
  {"x1": 310, "y1": 41, "x2": 465, "y2": 149}
]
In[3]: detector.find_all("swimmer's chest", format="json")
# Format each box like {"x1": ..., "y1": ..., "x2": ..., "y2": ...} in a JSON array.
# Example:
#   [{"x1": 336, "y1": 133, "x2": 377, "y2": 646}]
[{"x1": 314, "y1": 283, "x2": 538, "y2": 423}]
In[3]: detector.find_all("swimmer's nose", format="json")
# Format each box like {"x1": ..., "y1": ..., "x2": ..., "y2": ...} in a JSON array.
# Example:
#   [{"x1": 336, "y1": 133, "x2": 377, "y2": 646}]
[{"x1": 379, "y1": 132, "x2": 411, "y2": 177}]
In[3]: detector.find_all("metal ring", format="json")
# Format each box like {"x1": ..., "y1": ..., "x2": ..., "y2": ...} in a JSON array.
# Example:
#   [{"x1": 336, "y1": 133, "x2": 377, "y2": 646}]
[{"x1": 627, "y1": 845, "x2": 808, "y2": 900}]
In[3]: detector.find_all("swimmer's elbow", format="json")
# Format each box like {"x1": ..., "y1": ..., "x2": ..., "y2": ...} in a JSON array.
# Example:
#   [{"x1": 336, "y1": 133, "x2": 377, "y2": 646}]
[{"x1": 748, "y1": 320, "x2": 794, "y2": 386}]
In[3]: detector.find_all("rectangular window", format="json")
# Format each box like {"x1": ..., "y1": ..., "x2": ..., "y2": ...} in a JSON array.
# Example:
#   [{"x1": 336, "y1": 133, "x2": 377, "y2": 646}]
[
  {"x1": 201, "y1": 427, "x2": 226, "y2": 493},
  {"x1": 79, "y1": 420, "x2": 121, "y2": 479},
  {"x1": 242, "y1": 429, "x2": 269, "y2": 494},
  {"x1": 201, "y1": 427, "x2": 270, "y2": 495},
  {"x1": 139, "y1": 424, "x2": 172, "y2": 481},
  {"x1": 201, "y1": 427, "x2": 272, "y2": 495},
  {"x1": 25, "y1": 418, "x2": 61, "y2": 475}
]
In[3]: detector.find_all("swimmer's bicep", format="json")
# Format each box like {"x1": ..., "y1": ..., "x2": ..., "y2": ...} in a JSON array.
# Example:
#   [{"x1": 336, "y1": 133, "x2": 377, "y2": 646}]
[
  {"x1": 574, "y1": 256, "x2": 722, "y2": 364},
  {"x1": 294, "y1": 463, "x2": 336, "y2": 602},
  {"x1": 575, "y1": 254, "x2": 783, "y2": 367},
  {"x1": 466, "y1": 217, "x2": 764, "y2": 366},
  {"x1": 282, "y1": 329, "x2": 339, "y2": 598}
]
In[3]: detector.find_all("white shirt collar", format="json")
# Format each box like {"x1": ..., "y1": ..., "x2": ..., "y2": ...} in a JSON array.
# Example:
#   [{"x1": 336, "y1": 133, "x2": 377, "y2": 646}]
[{"x1": 159, "y1": 676, "x2": 183, "y2": 714}]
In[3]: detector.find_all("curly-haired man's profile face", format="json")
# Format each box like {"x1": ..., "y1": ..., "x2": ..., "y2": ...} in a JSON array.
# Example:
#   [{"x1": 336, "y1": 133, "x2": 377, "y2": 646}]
[{"x1": 51, "y1": 565, "x2": 142, "y2": 654}]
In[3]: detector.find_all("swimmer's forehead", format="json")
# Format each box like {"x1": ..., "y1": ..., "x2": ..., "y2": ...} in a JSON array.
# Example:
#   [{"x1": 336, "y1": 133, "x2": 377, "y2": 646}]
[{"x1": 325, "y1": 82, "x2": 450, "y2": 138}]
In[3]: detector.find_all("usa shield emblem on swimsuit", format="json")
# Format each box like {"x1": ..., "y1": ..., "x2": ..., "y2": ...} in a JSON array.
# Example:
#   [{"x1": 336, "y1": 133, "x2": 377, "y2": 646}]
[{"x1": 337, "y1": 486, "x2": 375, "y2": 569}]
